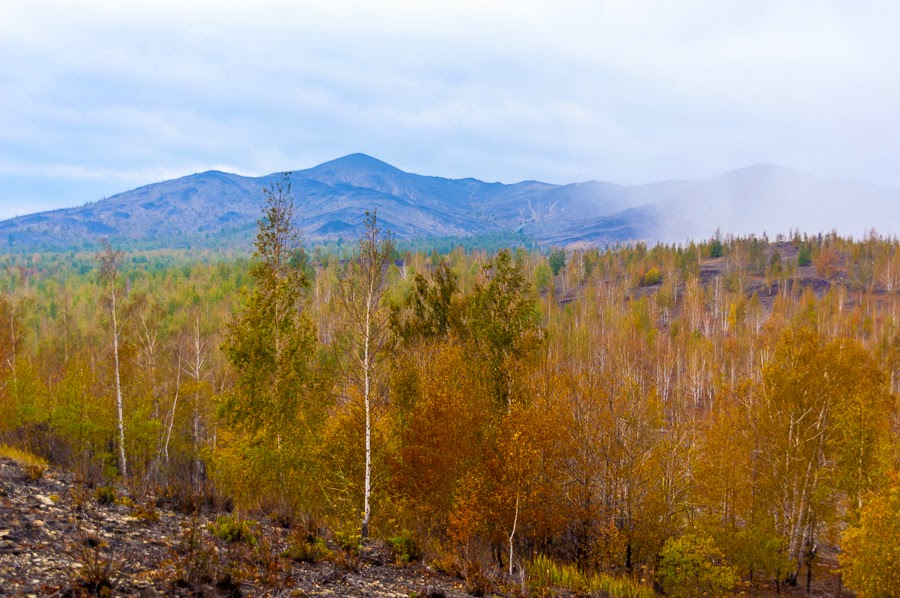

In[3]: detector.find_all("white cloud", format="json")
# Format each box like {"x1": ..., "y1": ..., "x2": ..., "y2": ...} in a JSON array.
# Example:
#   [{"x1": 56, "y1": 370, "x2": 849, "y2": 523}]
[{"x1": 1, "y1": 0, "x2": 900, "y2": 217}]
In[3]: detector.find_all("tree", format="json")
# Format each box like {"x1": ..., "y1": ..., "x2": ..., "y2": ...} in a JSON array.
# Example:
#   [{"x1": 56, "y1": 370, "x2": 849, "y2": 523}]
[
  {"x1": 336, "y1": 210, "x2": 395, "y2": 541},
  {"x1": 709, "y1": 230, "x2": 725, "y2": 259},
  {"x1": 97, "y1": 239, "x2": 128, "y2": 478},
  {"x1": 841, "y1": 475, "x2": 900, "y2": 597},
  {"x1": 465, "y1": 249, "x2": 541, "y2": 410},
  {"x1": 797, "y1": 243, "x2": 812, "y2": 267},
  {"x1": 391, "y1": 260, "x2": 460, "y2": 345},
  {"x1": 548, "y1": 247, "x2": 566, "y2": 276},
  {"x1": 658, "y1": 533, "x2": 738, "y2": 598},
  {"x1": 220, "y1": 173, "x2": 321, "y2": 511}
]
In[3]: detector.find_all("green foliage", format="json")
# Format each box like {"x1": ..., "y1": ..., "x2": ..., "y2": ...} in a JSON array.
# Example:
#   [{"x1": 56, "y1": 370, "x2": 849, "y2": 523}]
[
  {"x1": 333, "y1": 527, "x2": 362, "y2": 555},
  {"x1": 387, "y1": 531, "x2": 420, "y2": 565},
  {"x1": 394, "y1": 230, "x2": 537, "y2": 255},
  {"x1": 534, "y1": 263, "x2": 552, "y2": 291},
  {"x1": 282, "y1": 536, "x2": 329, "y2": 563},
  {"x1": 392, "y1": 261, "x2": 460, "y2": 344},
  {"x1": 5, "y1": 230, "x2": 900, "y2": 596},
  {"x1": 94, "y1": 486, "x2": 117, "y2": 506},
  {"x1": 658, "y1": 534, "x2": 738, "y2": 598},
  {"x1": 797, "y1": 242, "x2": 812, "y2": 266},
  {"x1": 130, "y1": 501, "x2": 160, "y2": 522},
  {"x1": 208, "y1": 515, "x2": 258, "y2": 545},
  {"x1": 220, "y1": 173, "x2": 320, "y2": 441},
  {"x1": 465, "y1": 249, "x2": 542, "y2": 408},
  {"x1": 172, "y1": 518, "x2": 223, "y2": 587},
  {"x1": 641, "y1": 266, "x2": 661, "y2": 286},
  {"x1": 548, "y1": 247, "x2": 566, "y2": 276},
  {"x1": 709, "y1": 231, "x2": 725, "y2": 258},
  {"x1": 525, "y1": 554, "x2": 654, "y2": 598},
  {"x1": 217, "y1": 174, "x2": 327, "y2": 512}
]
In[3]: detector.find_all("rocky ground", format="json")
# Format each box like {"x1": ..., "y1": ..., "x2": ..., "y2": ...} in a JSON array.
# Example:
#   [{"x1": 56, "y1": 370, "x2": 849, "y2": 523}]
[{"x1": 0, "y1": 457, "x2": 470, "y2": 597}]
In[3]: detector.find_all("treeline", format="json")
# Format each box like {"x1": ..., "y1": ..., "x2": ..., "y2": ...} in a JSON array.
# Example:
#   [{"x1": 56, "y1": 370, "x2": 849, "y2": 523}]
[{"x1": 2, "y1": 186, "x2": 900, "y2": 595}]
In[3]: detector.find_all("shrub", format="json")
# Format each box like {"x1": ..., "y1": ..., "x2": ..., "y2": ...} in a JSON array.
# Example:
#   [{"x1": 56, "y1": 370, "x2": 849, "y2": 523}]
[
  {"x1": 71, "y1": 528, "x2": 128, "y2": 597},
  {"x1": 658, "y1": 533, "x2": 738, "y2": 598},
  {"x1": 534, "y1": 263, "x2": 552, "y2": 291},
  {"x1": 209, "y1": 514, "x2": 258, "y2": 545},
  {"x1": 173, "y1": 519, "x2": 221, "y2": 586},
  {"x1": 709, "y1": 236, "x2": 725, "y2": 258},
  {"x1": 641, "y1": 267, "x2": 662, "y2": 286},
  {"x1": 842, "y1": 477, "x2": 900, "y2": 597},
  {"x1": 282, "y1": 536, "x2": 329, "y2": 564},
  {"x1": 797, "y1": 243, "x2": 812, "y2": 266},
  {"x1": 461, "y1": 559, "x2": 491, "y2": 597},
  {"x1": 131, "y1": 502, "x2": 160, "y2": 523},
  {"x1": 333, "y1": 528, "x2": 362, "y2": 554},
  {"x1": 524, "y1": 554, "x2": 654, "y2": 598},
  {"x1": 388, "y1": 531, "x2": 420, "y2": 566},
  {"x1": 25, "y1": 464, "x2": 45, "y2": 481},
  {"x1": 549, "y1": 248, "x2": 566, "y2": 276},
  {"x1": 95, "y1": 486, "x2": 117, "y2": 506}
]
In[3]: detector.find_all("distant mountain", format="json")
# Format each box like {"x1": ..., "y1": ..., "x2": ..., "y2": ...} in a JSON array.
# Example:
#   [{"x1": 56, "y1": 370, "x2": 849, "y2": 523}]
[{"x1": 2, "y1": 154, "x2": 899, "y2": 251}]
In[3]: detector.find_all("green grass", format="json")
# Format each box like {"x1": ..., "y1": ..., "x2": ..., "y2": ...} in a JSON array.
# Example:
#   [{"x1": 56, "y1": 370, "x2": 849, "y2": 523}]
[{"x1": 525, "y1": 554, "x2": 655, "y2": 598}]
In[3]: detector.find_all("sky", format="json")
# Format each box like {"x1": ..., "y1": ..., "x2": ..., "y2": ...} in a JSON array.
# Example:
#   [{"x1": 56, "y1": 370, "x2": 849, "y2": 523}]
[{"x1": 1, "y1": 0, "x2": 899, "y2": 220}]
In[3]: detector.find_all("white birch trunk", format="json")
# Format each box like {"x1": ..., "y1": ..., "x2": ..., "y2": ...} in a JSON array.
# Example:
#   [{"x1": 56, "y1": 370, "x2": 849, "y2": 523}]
[
  {"x1": 111, "y1": 285, "x2": 127, "y2": 478},
  {"x1": 508, "y1": 493, "x2": 520, "y2": 577},
  {"x1": 361, "y1": 279, "x2": 373, "y2": 541}
]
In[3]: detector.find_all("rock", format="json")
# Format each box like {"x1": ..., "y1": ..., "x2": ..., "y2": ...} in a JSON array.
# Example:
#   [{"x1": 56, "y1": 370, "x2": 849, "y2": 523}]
[
  {"x1": 0, "y1": 540, "x2": 22, "y2": 555},
  {"x1": 35, "y1": 495, "x2": 54, "y2": 507}
]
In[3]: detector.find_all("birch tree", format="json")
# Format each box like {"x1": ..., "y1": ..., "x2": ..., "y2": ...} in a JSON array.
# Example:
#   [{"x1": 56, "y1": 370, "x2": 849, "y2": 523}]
[
  {"x1": 337, "y1": 210, "x2": 394, "y2": 541},
  {"x1": 97, "y1": 239, "x2": 128, "y2": 478}
]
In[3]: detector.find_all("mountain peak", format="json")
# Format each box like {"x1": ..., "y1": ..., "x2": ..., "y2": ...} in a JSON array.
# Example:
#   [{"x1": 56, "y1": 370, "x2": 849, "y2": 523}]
[
  {"x1": 2, "y1": 154, "x2": 898, "y2": 252},
  {"x1": 306, "y1": 153, "x2": 404, "y2": 176}
]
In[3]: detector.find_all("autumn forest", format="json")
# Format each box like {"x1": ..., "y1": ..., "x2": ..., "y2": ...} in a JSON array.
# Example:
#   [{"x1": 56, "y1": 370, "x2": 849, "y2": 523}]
[{"x1": 3, "y1": 179, "x2": 900, "y2": 596}]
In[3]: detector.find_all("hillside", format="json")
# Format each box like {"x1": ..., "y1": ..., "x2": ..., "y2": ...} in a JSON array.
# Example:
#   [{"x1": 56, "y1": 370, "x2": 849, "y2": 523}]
[
  {"x1": 0, "y1": 454, "x2": 469, "y2": 597},
  {"x1": 0, "y1": 234, "x2": 892, "y2": 597},
  {"x1": 2, "y1": 154, "x2": 899, "y2": 251}
]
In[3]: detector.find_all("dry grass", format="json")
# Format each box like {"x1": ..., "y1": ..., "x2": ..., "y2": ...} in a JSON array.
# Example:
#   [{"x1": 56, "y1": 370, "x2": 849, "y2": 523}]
[
  {"x1": 525, "y1": 554, "x2": 655, "y2": 598},
  {"x1": 0, "y1": 444, "x2": 49, "y2": 479}
]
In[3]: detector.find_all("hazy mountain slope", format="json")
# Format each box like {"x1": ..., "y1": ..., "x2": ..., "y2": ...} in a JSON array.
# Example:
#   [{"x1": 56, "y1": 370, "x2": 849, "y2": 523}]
[
  {"x1": 2, "y1": 156, "x2": 898, "y2": 251},
  {"x1": 626, "y1": 165, "x2": 900, "y2": 239}
]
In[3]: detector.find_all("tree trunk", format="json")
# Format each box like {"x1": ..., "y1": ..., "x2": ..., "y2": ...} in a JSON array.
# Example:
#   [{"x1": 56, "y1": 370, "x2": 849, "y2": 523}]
[
  {"x1": 361, "y1": 293, "x2": 372, "y2": 542},
  {"x1": 111, "y1": 286, "x2": 127, "y2": 479},
  {"x1": 508, "y1": 493, "x2": 520, "y2": 577}
]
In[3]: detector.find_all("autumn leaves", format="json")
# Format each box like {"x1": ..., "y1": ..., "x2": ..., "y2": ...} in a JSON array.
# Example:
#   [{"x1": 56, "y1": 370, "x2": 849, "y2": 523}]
[{"x1": 4, "y1": 196, "x2": 900, "y2": 594}]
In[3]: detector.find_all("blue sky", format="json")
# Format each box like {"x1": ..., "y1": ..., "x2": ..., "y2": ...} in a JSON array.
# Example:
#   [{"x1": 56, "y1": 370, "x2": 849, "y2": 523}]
[{"x1": 1, "y1": 0, "x2": 899, "y2": 220}]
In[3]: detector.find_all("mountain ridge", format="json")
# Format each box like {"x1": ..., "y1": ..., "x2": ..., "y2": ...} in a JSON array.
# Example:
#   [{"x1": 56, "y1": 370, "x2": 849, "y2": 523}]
[{"x1": 2, "y1": 154, "x2": 899, "y2": 251}]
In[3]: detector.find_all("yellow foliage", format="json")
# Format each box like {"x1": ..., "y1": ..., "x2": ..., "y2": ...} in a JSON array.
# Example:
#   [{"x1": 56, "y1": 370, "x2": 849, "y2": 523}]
[
  {"x1": 0, "y1": 444, "x2": 48, "y2": 468},
  {"x1": 842, "y1": 475, "x2": 900, "y2": 597}
]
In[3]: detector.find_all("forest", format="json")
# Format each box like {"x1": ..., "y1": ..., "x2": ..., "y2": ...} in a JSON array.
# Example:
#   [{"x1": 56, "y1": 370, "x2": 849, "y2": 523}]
[{"x1": 2, "y1": 179, "x2": 900, "y2": 597}]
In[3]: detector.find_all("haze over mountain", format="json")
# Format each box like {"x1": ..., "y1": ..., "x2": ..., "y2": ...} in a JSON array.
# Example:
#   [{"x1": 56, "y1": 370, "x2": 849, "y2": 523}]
[{"x1": 2, "y1": 154, "x2": 898, "y2": 251}]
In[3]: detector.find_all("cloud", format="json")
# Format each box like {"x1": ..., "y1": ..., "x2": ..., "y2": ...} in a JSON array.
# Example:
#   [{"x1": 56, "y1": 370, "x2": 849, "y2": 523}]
[{"x1": 1, "y1": 0, "x2": 899, "y2": 218}]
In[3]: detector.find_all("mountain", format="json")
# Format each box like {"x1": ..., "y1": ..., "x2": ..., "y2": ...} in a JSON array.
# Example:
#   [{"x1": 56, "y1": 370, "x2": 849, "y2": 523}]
[{"x1": 2, "y1": 155, "x2": 899, "y2": 251}]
